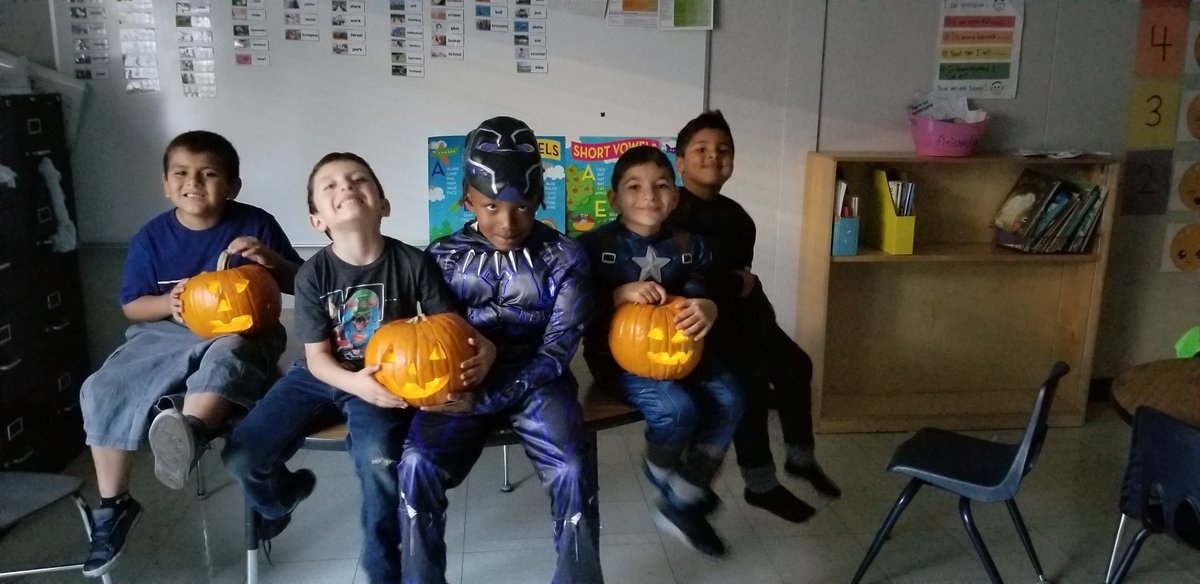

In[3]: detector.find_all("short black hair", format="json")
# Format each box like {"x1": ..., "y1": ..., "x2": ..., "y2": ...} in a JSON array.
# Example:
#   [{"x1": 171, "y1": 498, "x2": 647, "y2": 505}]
[
  {"x1": 611, "y1": 145, "x2": 675, "y2": 191},
  {"x1": 306, "y1": 152, "x2": 386, "y2": 214},
  {"x1": 162, "y1": 130, "x2": 240, "y2": 181},
  {"x1": 675, "y1": 110, "x2": 734, "y2": 156}
]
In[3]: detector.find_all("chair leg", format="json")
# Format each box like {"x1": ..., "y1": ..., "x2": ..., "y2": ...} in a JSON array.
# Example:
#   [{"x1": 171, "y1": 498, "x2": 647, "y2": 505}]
[
  {"x1": 195, "y1": 453, "x2": 207, "y2": 499},
  {"x1": 1105, "y1": 514, "x2": 1128, "y2": 584},
  {"x1": 245, "y1": 499, "x2": 260, "y2": 584},
  {"x1": 1004, "y1": 499, "x2": 1046, "y2": 582},
  {"x1": 500, "y1": 444, "x2": 514, "y2": 493},
  {"x1": 1109, "y1": 528, "x2": 1152, "y2": 584},
  {"x1": 850, "y1": 479, "x2": 923, "y2": 584},
  {"x1": 960, "y1": 497, "x2": 1003, "y2": 584}
]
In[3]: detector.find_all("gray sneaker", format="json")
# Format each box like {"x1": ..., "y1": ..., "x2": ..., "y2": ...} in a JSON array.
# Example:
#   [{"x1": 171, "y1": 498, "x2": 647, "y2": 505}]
[
  {"x1": 82, "y1": 498, "x2": 142, "y2": 577},
  {"x1": 148, "y1": 409, "x2": 200, "y2": 490}
]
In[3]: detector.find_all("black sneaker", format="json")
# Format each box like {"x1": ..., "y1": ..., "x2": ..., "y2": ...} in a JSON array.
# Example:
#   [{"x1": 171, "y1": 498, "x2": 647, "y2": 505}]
[
  {"x1": 148, "y1": 408, "x2": 203, "y2": 490},
  {"x1": 642, "y1": 462, "x2": 722, "y2": 516},
  {"x1": 784, "y1": 461, "x2": 842, "y2": 498},
  {"x1": 82, "y1": 498, "x2": 142, "y2": 577},
  {"x1": 744, "y1": 485, "x2": 815, "y2": 523},
  {"x1": 653, "y1": 499, "x2": 726, "y2": 558},
  {"x1": 260, "y1": 469, "x2": 317, "y2": 541}
]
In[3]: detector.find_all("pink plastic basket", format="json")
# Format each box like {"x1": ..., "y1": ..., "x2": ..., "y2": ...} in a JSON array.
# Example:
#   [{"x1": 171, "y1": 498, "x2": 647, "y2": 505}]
[{"x1": 908, "y1": 115, "x2": 987, "y2": 157}]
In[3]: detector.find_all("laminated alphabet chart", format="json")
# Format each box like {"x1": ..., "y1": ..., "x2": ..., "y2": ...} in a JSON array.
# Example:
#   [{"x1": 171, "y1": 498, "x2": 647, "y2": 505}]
[
  {"x1": 513, "y1": 0, "x2": 548, "y2": 73},
  {"x1": 390, "y1": 0, "x2": 425, "y2": 75},
  {"x1": 429, "y1": 0, "x2": 465, "y2": 60},
  {"x1": 176, "y1": 0, "x2": 216, "y2": 97},
  {"x1": 283, "y1": 0, "x2": 320, "y2": 42},
  {"x1": 68, "y1": 0, "x2": 111, "y2": 81},
  {"x1": 331, "y1": 0, "x2": 366, "y2": 56},
  {"x1": 117, "y1": 0, "x2": 159, "y2": 93},
  {"x1": 232, "y1": 0, "x2": 270, "y2": 66}
]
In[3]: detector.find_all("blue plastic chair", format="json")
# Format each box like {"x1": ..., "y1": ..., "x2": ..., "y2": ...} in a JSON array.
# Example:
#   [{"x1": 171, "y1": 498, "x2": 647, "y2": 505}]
[
  {"x1": 1107, "y1": 406, "x2": 1200, "y2": 584},
  {"x1": 850, "y1": 361, "x2": 1070, "y2": 584}
]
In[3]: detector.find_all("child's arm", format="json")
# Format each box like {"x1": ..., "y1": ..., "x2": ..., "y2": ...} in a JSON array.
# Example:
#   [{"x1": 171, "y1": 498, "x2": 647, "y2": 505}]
[
  {"x1": 227, "y1": 236, "x2": 301, "y2": 294},
  {"x1": 121, "y1": 279, "x2": 186, "y2": 322},
  {"x1": 304, "y1": 341, "x2": 409, "y2": 408},
  {"x1": 674, "y1": 234, "x2": 717, "y2": 339}
]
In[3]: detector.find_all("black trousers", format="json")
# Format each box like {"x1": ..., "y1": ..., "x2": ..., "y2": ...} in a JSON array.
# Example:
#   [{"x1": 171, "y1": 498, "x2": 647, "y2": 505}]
[{"x1": 713, "y1": 286, "x2": 816, "y2": 471}]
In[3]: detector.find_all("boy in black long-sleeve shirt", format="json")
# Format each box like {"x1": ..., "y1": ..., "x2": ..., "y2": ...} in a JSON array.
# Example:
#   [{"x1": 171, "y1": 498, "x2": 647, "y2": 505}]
[{"x1": 666, "y1": 110, "x2": 840, "y2": 523}]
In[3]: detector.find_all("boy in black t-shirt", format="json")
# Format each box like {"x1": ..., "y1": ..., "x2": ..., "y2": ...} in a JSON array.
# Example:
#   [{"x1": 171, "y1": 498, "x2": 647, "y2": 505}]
[
  {"x1": 667, "y1": 111, "x2": 840, "y2": 524},
  {"x1": 223, "y1": 152, "x2": 494, "y2": 583}
]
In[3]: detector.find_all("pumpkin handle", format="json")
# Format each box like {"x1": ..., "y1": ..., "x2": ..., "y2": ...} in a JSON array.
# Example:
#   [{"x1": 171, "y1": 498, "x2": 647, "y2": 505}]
[{"x1": 216, "y1": 250, "x2": 232, "y2": 271}]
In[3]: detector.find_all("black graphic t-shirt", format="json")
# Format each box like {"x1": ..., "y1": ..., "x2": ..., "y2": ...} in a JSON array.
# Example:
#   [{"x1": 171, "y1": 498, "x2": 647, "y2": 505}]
[{"x1": 294, "y1": 237, "x2": 457, "y2": 367}]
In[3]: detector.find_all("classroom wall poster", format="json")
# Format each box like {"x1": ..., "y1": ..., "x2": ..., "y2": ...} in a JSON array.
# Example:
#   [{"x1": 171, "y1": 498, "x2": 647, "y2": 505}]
[
  {"x1": 605, "y1": 0, "x2": 712, "y2": 30},
  {"x1": 428, "y1": 135, "x2": 566, "y2": 242},
  {"x1": 935, "y1": 0, "x2": 1023, "y2": 99}
]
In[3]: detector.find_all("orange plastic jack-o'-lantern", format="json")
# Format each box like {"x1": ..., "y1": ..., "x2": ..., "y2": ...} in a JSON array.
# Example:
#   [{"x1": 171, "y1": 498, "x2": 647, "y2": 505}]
[
  {"x1": 609, "y1": 297, "x2": 704, "y2": 381},
  {"x1": 181, "y1": 251, "x2": 281, "y2": 339},
  {"x1": 364, "y1": 313, "x2": 476, "y2": 407}
]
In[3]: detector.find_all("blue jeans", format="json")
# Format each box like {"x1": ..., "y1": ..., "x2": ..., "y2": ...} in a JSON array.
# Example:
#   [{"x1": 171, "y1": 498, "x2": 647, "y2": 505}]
[
  {"x1": 618, "y1": 357, "x2": 744, "y2": 489},
  {"x1": 223, "y1": 362, "x2": 413, "y2": 584},
  {"x1": 397, "y1": 375, "x2": 602, "y2": 584}
]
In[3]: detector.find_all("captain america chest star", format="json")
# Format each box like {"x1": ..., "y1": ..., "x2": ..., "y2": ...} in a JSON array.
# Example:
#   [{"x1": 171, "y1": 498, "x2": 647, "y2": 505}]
[{"x1": 599, "y1": 234, "x2": 694, "y2": 286}]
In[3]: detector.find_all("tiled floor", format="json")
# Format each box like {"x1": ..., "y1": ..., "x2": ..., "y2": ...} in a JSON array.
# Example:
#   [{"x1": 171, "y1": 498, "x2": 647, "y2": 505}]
[{"x1": 4, "y1": 404, "x2": 1199, "y2": 583}]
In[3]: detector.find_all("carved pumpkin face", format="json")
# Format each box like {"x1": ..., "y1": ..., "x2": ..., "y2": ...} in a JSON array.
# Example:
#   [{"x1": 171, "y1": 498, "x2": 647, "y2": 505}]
[
  {"x1": 608, "y1": 297, "x2": 703, "y2": 380},
  {"x1": 180, "y1": 253, "x2": 281, "y2": 339},
  {"x1": 364, "y1": 312, "x2": 476, "y2": 407}
]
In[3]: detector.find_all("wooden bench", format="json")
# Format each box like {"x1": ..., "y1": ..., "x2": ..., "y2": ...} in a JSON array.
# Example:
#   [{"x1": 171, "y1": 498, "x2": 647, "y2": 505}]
[{"x1": 243, "y1": 358, "x2": 641, "y2": 584}]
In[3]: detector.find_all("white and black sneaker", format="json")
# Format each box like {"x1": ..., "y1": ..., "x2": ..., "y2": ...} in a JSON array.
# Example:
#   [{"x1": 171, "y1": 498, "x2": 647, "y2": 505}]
[
  {"x1": 148, "y1": 408, "x2": 203, "y2": 490},
  {"x1": 82, "y1": 497, "x2": 142, "y2": 577}
]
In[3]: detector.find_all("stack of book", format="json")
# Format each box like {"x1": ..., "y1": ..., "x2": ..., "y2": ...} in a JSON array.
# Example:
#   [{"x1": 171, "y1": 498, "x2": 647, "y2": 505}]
[{"x1": 991, "y1": 169, "x2": 1108, "y2": 254}]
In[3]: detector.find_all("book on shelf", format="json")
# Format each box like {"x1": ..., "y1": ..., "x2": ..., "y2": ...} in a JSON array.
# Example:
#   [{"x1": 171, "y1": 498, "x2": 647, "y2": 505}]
[
  {"x1": 992, "y1": 169, "x2": 1061, "y2": 237},
  {"x1": 992, "y1": 169, "x2": 1106, "y2": 253}
]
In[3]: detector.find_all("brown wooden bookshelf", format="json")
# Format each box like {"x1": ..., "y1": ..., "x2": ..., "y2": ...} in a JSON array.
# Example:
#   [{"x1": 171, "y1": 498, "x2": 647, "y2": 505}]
[{"x1": 799, "y1": 151, "x2": 1119, "y2": 433}]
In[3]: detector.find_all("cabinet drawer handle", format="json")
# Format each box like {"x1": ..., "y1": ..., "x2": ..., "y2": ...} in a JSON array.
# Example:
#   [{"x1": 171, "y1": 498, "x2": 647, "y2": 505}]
[
  {"x1": 0, "y1": 262, "x2": 10, "y2": 272},
  {"x1": 45, "y1": 320, "x2": 70, "y2": 332},
  {"x1": 0, "y1": 357, "x2": 22, "y2": 371},
  {"x1": 5, "y1": 449, "x2": 34, "y2": 466}
]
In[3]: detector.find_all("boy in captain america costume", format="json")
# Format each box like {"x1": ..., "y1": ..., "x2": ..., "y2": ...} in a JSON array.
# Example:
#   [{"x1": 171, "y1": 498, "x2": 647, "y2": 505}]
[
  {"x1": 398, "y1": 116, "x2": 601, "y2": 584},
  {"x1": 580, "y1": 146, "x2": 742, "y2": 557}
]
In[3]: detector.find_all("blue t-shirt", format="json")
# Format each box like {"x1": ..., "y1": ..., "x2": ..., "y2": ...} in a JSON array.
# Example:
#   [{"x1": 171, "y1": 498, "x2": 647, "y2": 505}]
[{"x1": 119, "y1": 201, "x2": 302, "y2": 304}]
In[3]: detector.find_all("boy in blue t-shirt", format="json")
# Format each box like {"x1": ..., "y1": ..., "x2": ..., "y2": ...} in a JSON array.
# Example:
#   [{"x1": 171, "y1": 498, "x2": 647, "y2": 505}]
[
  {"x1": 581, "y1": 145, "x2": 743, "y2": 557},
  {"x1": 78, "y1": 130, "x2": 303, "y2": 577},
  {"x1": 667, "y1": 110, "x2": 840, "y2": 524}
]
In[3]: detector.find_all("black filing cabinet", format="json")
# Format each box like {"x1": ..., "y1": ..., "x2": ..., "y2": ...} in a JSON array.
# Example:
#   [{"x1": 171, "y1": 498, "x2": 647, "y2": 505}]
[{"x1": 0, "y1": 94, "x2": 88, "y2": 472}]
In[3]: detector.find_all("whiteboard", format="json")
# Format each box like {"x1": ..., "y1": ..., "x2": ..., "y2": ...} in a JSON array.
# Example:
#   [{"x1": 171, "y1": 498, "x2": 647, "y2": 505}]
[{"x1": 49, "y1": 0, "x2": 706, "y2": 246}]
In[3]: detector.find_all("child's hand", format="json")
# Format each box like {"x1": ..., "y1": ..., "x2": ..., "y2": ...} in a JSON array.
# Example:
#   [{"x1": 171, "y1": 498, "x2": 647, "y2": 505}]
[
  {"x1": 459, "y1": 333, "x2": 495, "y2": 387},
  {"x1": 673, "y1": 298, "x2": 717, "y2": 340},
  {"x1": 169, "y1": 278, "x2": 189, "y2": 323},
  {"x1": 614, "y1": 281, "x2": 668, "y2": 306},
  {"x1": 227, "y1": 236, "x2": 280, "y2": 268},
  {"x1": 344, "y1": 365, "x2": 410, "y2": 408},
  {"x1": 421, "y1": 390, "x2": 476, "y2": 415},
  {"x1": 735, "y1": 269, "x2": 757, "y2": 298}
]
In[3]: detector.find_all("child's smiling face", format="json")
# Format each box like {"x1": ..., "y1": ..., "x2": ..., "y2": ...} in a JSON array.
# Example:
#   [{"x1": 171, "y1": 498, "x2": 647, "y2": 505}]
[
  {"x1": 609, "y1": 161, "x2": 678, "y2": 236},
  {"x1": 308, "y1": 159, "x2": 390, "y2": 236},
  {"x1": 677, "y1": 128, "x2": 735, "y2": 193},
  {"x1": 162, "y1": 148, "x2": 239, "y2": 229}
]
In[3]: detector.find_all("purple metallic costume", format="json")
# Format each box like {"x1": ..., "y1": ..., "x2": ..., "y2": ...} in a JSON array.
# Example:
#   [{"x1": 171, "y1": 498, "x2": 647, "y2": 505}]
[{"x1": 396, "y1": 117, "x2": 602, "y2": 584}]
